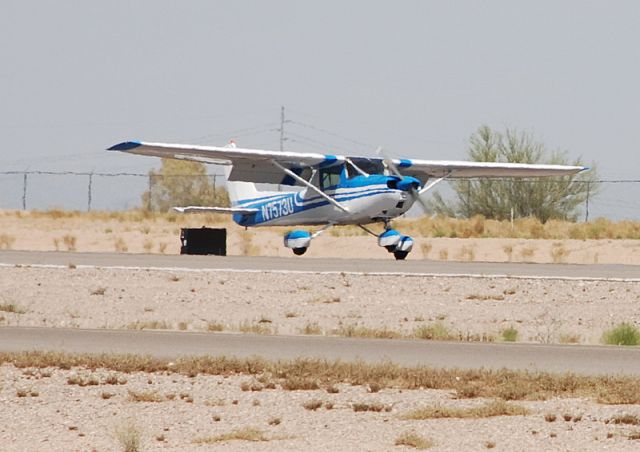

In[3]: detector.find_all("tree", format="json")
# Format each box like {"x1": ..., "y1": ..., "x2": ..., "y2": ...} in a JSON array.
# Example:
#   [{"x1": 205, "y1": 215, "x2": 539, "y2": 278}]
[
  {"x1": 141, "y1": 159, "x2": 229, "y2": 212},
  {"x1": 430, "y1": 126, "x2": 598, "y2": 222}
]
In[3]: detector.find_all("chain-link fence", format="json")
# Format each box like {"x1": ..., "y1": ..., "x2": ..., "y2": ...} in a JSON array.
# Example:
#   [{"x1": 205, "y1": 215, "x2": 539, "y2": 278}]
[
  {"x1": 0, "y1": 171, "x2": 638, "y2": 220},
  {"x1": 0, "y1": 171, "x2": 221, "y2": 212}
]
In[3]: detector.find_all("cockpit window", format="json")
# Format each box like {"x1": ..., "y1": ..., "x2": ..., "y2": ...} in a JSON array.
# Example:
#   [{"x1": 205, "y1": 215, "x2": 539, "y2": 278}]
[{"x1": 320, "y1": 166, "x2": 342, "y2": 190}]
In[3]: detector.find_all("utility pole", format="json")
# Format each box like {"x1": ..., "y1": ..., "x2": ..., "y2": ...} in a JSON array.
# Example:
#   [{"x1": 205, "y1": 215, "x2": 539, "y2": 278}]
[
  {"x1": 278, "y1": 106, "x2": 286, "y2": 191},
  {"x1": 279, "y1": 105, "x2": 286, "y2": 152}
]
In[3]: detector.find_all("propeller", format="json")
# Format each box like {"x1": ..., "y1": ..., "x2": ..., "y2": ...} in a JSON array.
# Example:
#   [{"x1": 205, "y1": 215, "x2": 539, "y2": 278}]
[{"x1": 376, "y1": 147, "x2": 430, "y2": 214}]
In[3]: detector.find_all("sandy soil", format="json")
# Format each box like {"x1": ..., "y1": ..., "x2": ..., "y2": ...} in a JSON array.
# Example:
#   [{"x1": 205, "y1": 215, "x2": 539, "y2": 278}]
[
  {"x1": 2, "y1": 364, "x2": 640, "y2": 451},
  {"x1": 2, "y1": 211, "x2": 640, "y2": 451},
  {"x1": 1, "y1": 210, "x2": 640, "y2": 264},
  {"x1": 2, "y1": 266, "x2": 639, "y2": 345}
]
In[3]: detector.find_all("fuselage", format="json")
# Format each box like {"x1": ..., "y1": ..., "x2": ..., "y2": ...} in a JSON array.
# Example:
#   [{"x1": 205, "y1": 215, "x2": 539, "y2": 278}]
[{"x1": 232, "y1": 174, "x2": 417, "y2": 227}]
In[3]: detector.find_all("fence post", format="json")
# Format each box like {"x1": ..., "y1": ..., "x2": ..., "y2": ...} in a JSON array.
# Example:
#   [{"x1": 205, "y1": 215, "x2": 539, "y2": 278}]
[
  {"x1": 22, "y1": 173, "x2": 28, "y2": 210},
  {"x1": 147, "y1": 174, "x2": 153, "y2": 211},
  {"x1": 466, "y1": 180, "x2": 471, "y2": 218},
  {"x1": 584, "y1": 181, "x2": 590, "y2": 223},
  {"x1": 87, "y1": 172, "x2": 93, "y2": 212}
]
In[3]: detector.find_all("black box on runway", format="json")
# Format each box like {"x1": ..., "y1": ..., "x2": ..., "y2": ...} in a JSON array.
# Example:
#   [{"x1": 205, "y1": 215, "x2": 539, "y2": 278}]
[{"x1": 180, "y1": 228, "x2": 226, "y2": 255}]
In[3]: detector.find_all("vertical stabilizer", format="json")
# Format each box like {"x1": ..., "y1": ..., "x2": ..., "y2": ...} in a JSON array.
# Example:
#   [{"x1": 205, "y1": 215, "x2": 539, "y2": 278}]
[{"x1": 223, "y1": 165, "x2": 260, "y2": 206}]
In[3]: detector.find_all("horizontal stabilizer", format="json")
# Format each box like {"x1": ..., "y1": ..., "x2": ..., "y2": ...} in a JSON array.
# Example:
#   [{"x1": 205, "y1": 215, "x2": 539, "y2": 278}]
[{"x1": 173, "y1": 206, "x2": 258, "y2": 215}]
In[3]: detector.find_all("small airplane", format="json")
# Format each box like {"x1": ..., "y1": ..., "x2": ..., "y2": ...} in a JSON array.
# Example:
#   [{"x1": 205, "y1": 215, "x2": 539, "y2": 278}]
[{"x1": 108, "y1": 140, "x2": 587, "y2": 259}]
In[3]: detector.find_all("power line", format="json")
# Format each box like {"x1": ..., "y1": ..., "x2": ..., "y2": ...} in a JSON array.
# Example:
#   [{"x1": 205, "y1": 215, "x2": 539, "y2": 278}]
[{"x1": 289, "y1": 120, "x2": 375, "y2": 150}]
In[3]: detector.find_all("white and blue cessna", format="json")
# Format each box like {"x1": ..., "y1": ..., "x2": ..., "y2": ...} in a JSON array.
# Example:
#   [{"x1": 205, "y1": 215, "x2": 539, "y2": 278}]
[{"x1": 109, "y1": 140, "x2": 586, "y2": 259}]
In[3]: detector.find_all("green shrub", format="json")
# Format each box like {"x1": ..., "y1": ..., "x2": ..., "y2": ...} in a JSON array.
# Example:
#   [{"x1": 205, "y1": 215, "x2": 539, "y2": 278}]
[
  {"x1": 501, "y1": 327, "x2": 518, "y2": 342},
  {"x1": 602, "y1": 323, "x2": 640, "y2": 346}
]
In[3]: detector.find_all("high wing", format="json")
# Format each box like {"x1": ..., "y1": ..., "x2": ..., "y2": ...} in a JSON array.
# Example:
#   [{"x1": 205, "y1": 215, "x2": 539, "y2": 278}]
[
  {"x1": 173, "y1": 206, "x2": 258, "y2": 215},
  {"x1": 351, "y1": 157, "x2": 587, "y2": 179},
  {"x1": 394, "y1": 159, "x2": 587, "y2": 178},
  {"x1": 109, "y1": 140, "x2": 587, "y2": 183},
  {"x1": 108, "y1": 141, "x2": 343, "y2": 185}
]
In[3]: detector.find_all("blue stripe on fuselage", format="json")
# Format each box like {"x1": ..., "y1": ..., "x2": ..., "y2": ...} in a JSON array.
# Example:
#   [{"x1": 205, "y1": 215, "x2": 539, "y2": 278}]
[{"x1": 234, "y1": 187, "x2": 398, "y2": 227}]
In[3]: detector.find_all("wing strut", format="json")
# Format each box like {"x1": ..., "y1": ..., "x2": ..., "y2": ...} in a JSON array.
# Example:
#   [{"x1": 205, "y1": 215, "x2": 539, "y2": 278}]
[
  {"x1": 270, "y1": 160, "x2": 350, "y2": 213},
  {"x1": 418, "y1": 173, "x2": 451, "y2": 195}
]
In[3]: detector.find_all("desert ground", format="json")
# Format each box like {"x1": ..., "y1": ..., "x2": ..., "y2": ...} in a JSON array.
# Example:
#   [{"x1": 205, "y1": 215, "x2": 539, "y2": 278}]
[
  {"x1": 2, "y1": 266, "x2": 639, "y2": 345},
  {"x1": 1, "y1": 209, "x2": 640, "y2": 264},
  {"x1": 1, "y1": 209, "x2": 640, "y2": 451},
  {"x1": 3, "y1": 358, "x2": 640, "y2": 451}
]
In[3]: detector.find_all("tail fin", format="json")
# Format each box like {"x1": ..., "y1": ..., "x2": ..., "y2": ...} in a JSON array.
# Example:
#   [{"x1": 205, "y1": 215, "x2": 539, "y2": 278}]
[
  {"x1": 220, "y1": 140, "x2": 260, "y2": 206},
  {"x1": 223, "y1": 164, "x2": 261, "y2": 207}
]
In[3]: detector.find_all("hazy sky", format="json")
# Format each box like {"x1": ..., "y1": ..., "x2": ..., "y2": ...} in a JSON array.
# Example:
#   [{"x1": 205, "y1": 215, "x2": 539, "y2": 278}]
[{"x1": 1, "y1": 1, "x2": 639, "y2": 217}]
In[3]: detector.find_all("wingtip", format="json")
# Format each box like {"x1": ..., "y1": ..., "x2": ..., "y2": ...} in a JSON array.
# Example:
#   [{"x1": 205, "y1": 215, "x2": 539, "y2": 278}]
[{"x1": 107, "y1": 140, "x2": 142, "y2": 151}]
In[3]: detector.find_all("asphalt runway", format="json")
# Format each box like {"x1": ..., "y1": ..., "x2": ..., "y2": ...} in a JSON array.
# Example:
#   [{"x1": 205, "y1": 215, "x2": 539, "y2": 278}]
[
  {"x1": 2, "y1": 326, "x2": 640, "y2": 376},
  {"x1": 0, "y1": 250, "x2": 639, "y2": 280},
  {"x1": 1, "y1": 250, "x2": 639, "y2": 376}
]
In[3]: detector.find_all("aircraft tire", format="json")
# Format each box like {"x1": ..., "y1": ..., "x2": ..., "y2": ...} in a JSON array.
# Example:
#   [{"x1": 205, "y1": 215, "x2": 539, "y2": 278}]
[
  {"x1": 292, "y1": 247, "x2": 308, "y2": 256},
  {"x1": 385, "y1": 245, "x2": 396, "y2": 253},
  {"x1": 393, "y1": 250, "x2": 409, "y2": 260}
]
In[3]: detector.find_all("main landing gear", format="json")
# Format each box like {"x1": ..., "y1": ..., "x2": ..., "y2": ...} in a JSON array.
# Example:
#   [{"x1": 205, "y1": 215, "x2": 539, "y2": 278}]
[
  {"x1": 283, "y1": 223, "x2": 414, "y2": 260},
  {"x1": 283, "y1": 224, "x2": 334, "y2": 256}
]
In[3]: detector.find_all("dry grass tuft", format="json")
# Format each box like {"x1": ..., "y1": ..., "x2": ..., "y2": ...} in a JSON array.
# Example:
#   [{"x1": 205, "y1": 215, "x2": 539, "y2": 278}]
[
  {"x1": 62, "y1": 234, "x2": 77, "y2": 251},
  {"x1": 420, "y1": 243, "x2": 433, "y2": 259},
  {"x1": 0, "y1": 303, "x2": 27, "y2": 314},
  {"x1": 299, "y1": 322, "x2": 323, "y2": 335},
  {"x1": 402, "y1": 400, "x2": 529, "y2": 420},
  {"x1": 114, "y1": 419, "x2": 142, "y2": 452},
  {"x1": 3, "y1": 351, "x2": 640, "y2": 404},
  {"x1": 282, "y1": 376, "x2": 320, "y2": 391},
  {"x1": 302, "y1": 399, "x2": 324, "y2": 411},
  {"x1": 194, "y1": 427, "x2": 270, "y2": 444},
  {"x1": 0, "y1": 233, "x2": 16, "y2": 249},
  {"x1": 114, "y1": 237, "x2": 128, "y2": 253},
  {"x1": 628, "y1": 431, "x2": 640, "y2": 440},
  {"x1": 395, "y1": 431, "x2": 434, "y2": 449},
  {"x1": 399, "y1": 216, "x2": 640, "y2": 240},
  {"x1": 125, "y1": 321, "x2": 171, "y2": 330},
  {"x1": 335, "y1": 324, "x2": 402, "y2": 339},
  {"x1": 413, "y1": 322, "x2": 455, "y2": 341},
  {"x1": 466, "y1": 294, "x2": 505, "y2": 301},
  {"x1": 352, "y1": 402, "x2": 391, "y2": 412},
  {"x1": 90, "y1": 287, "x2": 107, "y2": 296},
  {"x1": 128, "y1": 390, "x2": 166, "y2": 403},
  {"x1": 206, "y1": 321, "x2": 224, "y2": 332},
  {"x1": 609, "y1": 414, "x2": 640, "y2": 425},
  {"x1": 550, "y1": 243, "x2": 569, "y2": 263},
  {"x1": 67, "y1": 374, "x2": 100, "y2": 386},
  {"x1": 457, "y1": 245, "x2": 476, "y2": 261},
  {"x1": 239, "y1": 230, "x2": 261, "y2": 256},
  {"x1": 239, "y1": 321, "x2": 274, "y2": 335},
  {"x1": 558, "y1": 333, "x2": 581, "y2": 344}
]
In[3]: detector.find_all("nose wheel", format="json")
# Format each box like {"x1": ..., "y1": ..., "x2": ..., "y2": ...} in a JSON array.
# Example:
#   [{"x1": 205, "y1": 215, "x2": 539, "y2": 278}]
[
  {"x1": 378, "y1": 228, "x2": 413, "y2": 260},
  {"x1": 357, "y1": 223, "x2": 414, "y2": 260},
  {"x1": 393, "y1": 250, "x2": 409, "y2": 260}
]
